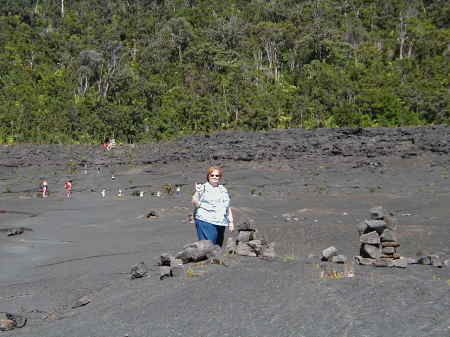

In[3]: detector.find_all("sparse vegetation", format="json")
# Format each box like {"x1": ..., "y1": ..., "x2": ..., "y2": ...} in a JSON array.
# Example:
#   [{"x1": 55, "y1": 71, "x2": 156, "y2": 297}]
[
  {"x1": 163, "y1": 184, "x2": 175, "y2": 196},
  {"x1": 185, "y1": 267, "x2": 207, "y2": 278}
]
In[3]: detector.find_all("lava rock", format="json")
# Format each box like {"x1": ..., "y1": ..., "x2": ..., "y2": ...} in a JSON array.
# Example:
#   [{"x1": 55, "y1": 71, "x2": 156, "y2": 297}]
[
  {"x1": 430, "y1": 255, "x2": 443, "y2": 268},
  {"x1": 247, "y1": 240, "x2": 263, "y2": 255},
  {"x1": 321, "y1": 246, "x2": 338, "y2": 260},
  {"x1": 160, "y1": 253, "x2": 172, "y2": 266},
  {"x1": 353, "y1": 256, "x2": 376, "y2": 266},
  {"x1": 224, "y1": 237, "x2": 237, "y2": 254},
  {"x1": 130, "y1": 261, "x2": 149, "y2": 279},
  {"x1": 175, "y1": 240, "x2": 218, "y2": 263},
  {"x1": 382, "y1": 241, "x2": 400, "y2": 247},
  {"x1": 361, "y1": 244, "x2": 381, "y2": 259},
  {"x1": 262, "y1": 242, "x2": 276, "y2": 258},
  {"x1": 360, "y1": 231, "x2": 380, "y2": 245},
  {"x1": 406, "y1": 257, "x2": 419, "y2": 264},
  {"x1": 370, "y1": 206, "x2": 385, "y2": 220},
  {"x1": 71, "y1": 296, "x2": 91, "y2": 309},
  {"x1": 237, "y1": 230, "x2": 253, "y2": 242},
  {"x1": 383, "y1": 215, "x2": 398, "y2": 230},
  {"x1": 236, "y1": 242, "x2": 257, "y2": 257},
  {"x1": 237, "y1": 221, "x2": 256, "y2": 232},
  {"x1": 382, "y1": 247, "x2": 395, "y2": 255},
  {"x1": 392, "y1": 258, "x2": 408, "y2": 268},
  {"x1": 380, "y1": 229, "x2": 397, "y2": 242},
  {"x1": 366, "y1": 220, "x2": 387, "y2": 233},
  {"x1": 330, "y1": 254, "x2": 347, "y2": 264},
  {"x1": 356, "y1": 220, "x2": 369, "y2": 235},
  {"x1": 417, "y1": 256, "x2": 432, "y2": 265},
  {"x1": 7, "y1": 228, "x2": 24, "y2": 236},
  {"x1": 159, "y1": 266, "x2": 172, "y2": 280}
]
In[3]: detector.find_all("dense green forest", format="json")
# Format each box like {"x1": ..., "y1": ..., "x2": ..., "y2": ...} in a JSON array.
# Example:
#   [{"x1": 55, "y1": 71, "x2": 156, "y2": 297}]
[{"x1": 0, "y1": 0, "x2": 449, "y2": 143}]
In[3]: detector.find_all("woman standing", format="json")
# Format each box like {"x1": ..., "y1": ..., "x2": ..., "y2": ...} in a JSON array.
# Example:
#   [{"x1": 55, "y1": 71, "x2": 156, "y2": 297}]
[{"x1": 192, "y1": 166, "x2": 234, "y2": 246}]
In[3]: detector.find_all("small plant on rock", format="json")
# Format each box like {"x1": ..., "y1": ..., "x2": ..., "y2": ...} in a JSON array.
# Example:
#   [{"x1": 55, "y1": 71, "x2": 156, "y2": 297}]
[{"x1": 163, "y1": 184, "x2": 175, "y2": 195}]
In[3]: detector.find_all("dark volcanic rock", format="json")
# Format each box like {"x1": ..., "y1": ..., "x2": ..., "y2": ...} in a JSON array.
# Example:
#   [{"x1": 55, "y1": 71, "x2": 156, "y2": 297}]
[
  {"x1": 175, "y1": 240, "x2": 218, "y2": 263},
  {"x1": 2, "y1": 126, "x2": 448, "y2": 169},
  {"x1": 130, "y1": 262, "x2": 149, "y2": 279},
  {"x1": 360, "y1": 231, "x2": 380, "y2": 245}
]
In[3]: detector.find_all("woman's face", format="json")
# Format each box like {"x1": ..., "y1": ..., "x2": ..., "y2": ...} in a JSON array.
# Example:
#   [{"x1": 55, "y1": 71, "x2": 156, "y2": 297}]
[{"x1": 208, "y1": 170, "x2": 221, "y2": 185}]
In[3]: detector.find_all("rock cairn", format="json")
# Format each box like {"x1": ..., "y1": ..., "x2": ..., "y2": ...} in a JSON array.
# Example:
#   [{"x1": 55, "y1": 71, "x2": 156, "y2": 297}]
[
  {"x1": 224, "y1": 221, "x2": 276, "y2": 258},
  {"x1": 354, "y1": 206, "x2": 407, "y2": 268}
]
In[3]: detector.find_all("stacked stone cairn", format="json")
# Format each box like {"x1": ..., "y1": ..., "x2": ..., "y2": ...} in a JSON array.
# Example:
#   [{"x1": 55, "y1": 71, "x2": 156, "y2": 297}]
[
  {"x1": 354, "y1": 206, "x2": 408, "y2": 268},
  {"x1": 224, "y1": 221, "x2": 276, "y2": 258},
  {"x1": 135, "y1": 222, "x2": 277, "y2": 281}
]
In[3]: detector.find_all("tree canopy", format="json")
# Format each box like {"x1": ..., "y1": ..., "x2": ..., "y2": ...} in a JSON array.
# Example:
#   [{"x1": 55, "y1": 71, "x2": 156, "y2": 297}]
[{"x1": 0, "y1": 0, "x2": 448, "y2": 143}]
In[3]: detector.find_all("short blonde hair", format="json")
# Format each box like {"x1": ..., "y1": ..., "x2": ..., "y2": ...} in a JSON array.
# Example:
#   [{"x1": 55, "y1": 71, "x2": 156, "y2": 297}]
[{"x1": 207, "y1": 166, "x2": 223, "y2": 181}]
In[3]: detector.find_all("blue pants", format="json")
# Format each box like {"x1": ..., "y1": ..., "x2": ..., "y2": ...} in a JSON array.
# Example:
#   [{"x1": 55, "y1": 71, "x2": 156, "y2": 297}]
[{"x1": 195, "y1": 219, "x2": 225, "y2": 246}]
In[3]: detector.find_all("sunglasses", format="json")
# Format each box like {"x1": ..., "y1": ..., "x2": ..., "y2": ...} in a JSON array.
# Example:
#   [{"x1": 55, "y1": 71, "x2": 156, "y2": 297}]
[{"x1": 209, "y1": 174, "x2": 221, "y2": 177}]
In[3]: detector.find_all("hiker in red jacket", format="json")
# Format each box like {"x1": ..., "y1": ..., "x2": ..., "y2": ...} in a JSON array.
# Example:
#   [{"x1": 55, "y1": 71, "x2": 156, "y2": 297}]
[{"x1": 64, "y1": 180, "x2": 73, "y2": 199}]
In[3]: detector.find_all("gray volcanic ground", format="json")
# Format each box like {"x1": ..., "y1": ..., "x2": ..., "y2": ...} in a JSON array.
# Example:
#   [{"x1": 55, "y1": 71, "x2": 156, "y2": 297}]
[{"x1": 1, "y1": 126, "x2": 449, "y2": 337}]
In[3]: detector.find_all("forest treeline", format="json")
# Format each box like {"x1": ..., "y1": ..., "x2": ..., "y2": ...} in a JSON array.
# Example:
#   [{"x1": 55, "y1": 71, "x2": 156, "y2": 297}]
[{"x1": 0, "y1": 0, "x2": 449, "y2": 143}]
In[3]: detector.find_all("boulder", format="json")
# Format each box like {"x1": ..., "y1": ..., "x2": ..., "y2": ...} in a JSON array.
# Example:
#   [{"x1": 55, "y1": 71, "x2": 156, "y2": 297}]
[
  {"x1": 236, "y1": 242, "x2": 257, "y2": 257},
  {"x1": 417, "y1": 256, "x2": 432, "y2": 265},
  {"x1": 159, "y1": 266, "x2": 172, "y2": 280},
  {"x1": 160, "y1": 253, "x2": 172, "y2": 266},
  {"x1": 380, "y1": 229, "x2": 397, "y2": 242},
  {"x1": 430, "y1": 255, "x2": 443, "y2": 268},
  {"x1": 407, "y1": 257, "x2": 419, "y2": 264},
  {"x1": 321, "y1": 246, "x2": 338, "y2": 260},
  {"x1": 392, "y1": 258, "x2": 408, "y2": 268},
  {"x1": 169, "y1": 258, "x2": 184, "y2": 277},
  {"x1": 330, "y1": 254, "x2": 347, "y2": 264},
  {"x1": 237, "y1": 231, "x2": 253, "y2": 242},
  {"x1": 374, "y1": 259, "x2": 390, "y2": 267},
  {"x1": 175, "y1": 240, "x2": 218, "y2": 263},
  {"x1": 357, "y1": 220, "x2": 369, "y2": 235},
  {"x1": 366, "y1": 220, "x2": 386, "y2": 233},
  {"x1": 262, "y1": 242, "x2": 276, "y2": 258},
  {"x1": 382, "y1": 241, "x2": 400, "y2": 247},
  {"x1": 361, "y1": 244, "x2": 381, "y2": 259},
  {"x1": 353, "y1": 256, "x2": 376, "y2": 266},
  {"x1": 224, "y1": 237, "x2": 237, "y2": 254},
  {"x1": 247, "y1": 240, "x2": 263, "y2": 255},
  {"x1": 383, "y1": 215, "x2": 398, "y2": 230},
  {"x1": 7, "y1": 228, "x2": 24, "y2": 236},
  {"x1": 71, "y1": 296, "x2": 91, "y2": 309},
  {"x1": 370, "y1": 206, "x2": 385, "y2": 220},
  {"x1": 382, "y1": 247, "x2": 395, "y2": 255},
  {"x1": 360, "y1": 231, "x2": 380, "y2": 245},
  {"x1": 237, "y1": 221, "x2": 256, "y2": 232},
  {"x1": 130, "y1": 261, "x2": 148, "y2": 279}
]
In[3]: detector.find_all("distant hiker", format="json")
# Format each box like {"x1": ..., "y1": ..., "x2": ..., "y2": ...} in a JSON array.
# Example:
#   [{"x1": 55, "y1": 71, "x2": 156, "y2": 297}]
[
  {"x1": 102, "y1": 137, "x2": 111, "y2": 151},
  {"x1": 41, "y1": 180, "x2": 49, "y2": 198},
  {"x1": 102, "y1": 137, "x2": 116, "y2": 151},
  {"x1": 192, "y1": 166, "x2": 234, "y2": 246},
  {"x1": 64, "y1": 180, "x2": 72, "y2": 198}
]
